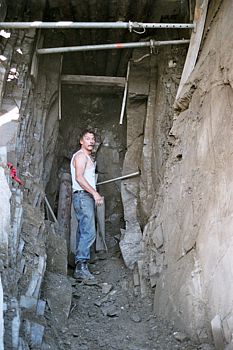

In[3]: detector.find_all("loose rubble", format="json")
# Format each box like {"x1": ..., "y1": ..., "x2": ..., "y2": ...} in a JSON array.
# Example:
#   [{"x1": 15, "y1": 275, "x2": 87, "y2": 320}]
[{"x1": 42, "y1": 255, "x2": 214, "y2": 350}]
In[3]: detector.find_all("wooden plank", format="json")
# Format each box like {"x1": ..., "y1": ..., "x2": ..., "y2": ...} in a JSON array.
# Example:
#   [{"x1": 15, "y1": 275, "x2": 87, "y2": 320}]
[
  {"x1": 119, "y1": 61, "x2": 130, "y2": 125},
  {"x1": 176, "y1": 0, "x2": 209, "y2": 99},
  {"x1": 61, "y1": 74, "x2": 125, "y2": 88},
  {"x1": 62, "y1": 85, "x2": 124, "y2": 95},
  {"x1": 30, "y1": 30, "x2": 43, "y2": 81}
]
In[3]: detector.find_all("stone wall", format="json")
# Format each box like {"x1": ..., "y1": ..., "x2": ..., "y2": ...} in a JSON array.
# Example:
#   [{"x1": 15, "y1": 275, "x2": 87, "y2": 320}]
[
  {"x1": 0, "y1": 16, "x2": 71, "y2": 348},
  {"x1": 0, "y1": 148, "x2": 11, "y2": 350},
  {"x1": 120, "y1": 48, "x2": 150, "y2": 270},
  {"x1": 0, "y1": 18, "x2": 42, "y2": 348},
  {"x1": 120, "y1": 43, "x2": 187, "y2": 271},
  {"x1": 138, "y1": 0, "x2": 233, "y2": 347}
]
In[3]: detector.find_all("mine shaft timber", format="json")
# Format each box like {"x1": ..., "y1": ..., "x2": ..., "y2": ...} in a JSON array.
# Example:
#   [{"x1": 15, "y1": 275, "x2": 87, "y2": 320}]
[{"x1": 0, "y1": 0, "x2": 232, "y2": 349}]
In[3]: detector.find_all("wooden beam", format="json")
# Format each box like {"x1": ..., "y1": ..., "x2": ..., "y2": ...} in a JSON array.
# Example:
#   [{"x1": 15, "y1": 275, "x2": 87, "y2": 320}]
[
  {"x1": 61, "y1": 74, "x2": 125, "y2": 88},
  {"x1": 58, "y1": 55, "x2": 63, "y2": 120},
  {"x1": 62, "y1": 85, "x2": 123, "y2": 95}
]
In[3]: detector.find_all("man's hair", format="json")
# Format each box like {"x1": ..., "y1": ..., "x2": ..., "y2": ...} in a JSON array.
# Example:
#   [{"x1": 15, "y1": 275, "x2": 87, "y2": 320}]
[{"x1": 79, "y1": 129, "x2": 96, "y2": 141}]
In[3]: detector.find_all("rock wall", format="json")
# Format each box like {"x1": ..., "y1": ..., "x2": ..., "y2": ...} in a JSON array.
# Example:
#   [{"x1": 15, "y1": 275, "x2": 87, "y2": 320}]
[
  {"x1": 0, "y1": 15, "x2": 46, "y2": 347},
  {"x1": 121, "y1": 43, "x2": 187, "y2": 271},
  {"x1": 120, "y1": 48, "x2": 150, "y2": 270},
  {"x1": 0, "y1": 12, "x2": 71, "y2": 347},
  {"x1": 0, "y1": 148, "x2": 11, "y2": 350},
  {"x1": 138, "y1": 0, "x2": 233, "y2": 346}
]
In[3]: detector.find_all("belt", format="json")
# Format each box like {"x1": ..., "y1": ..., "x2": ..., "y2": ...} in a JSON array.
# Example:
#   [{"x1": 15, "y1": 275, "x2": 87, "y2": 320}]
[{"x1": 73, "y1": 190, "x2": 87, "y2": 194}]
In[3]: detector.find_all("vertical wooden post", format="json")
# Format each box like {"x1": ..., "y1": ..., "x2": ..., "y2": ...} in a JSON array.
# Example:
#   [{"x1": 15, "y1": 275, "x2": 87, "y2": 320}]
[
  {"x1": 57, "y1": 173, "x2": 72, "y2": 250},
  {"x1": 119, "y1": 60, "x2": 130, "y2": 125},
  {"x1": 58, "y1": 54, "x2": 63, "y2": 120}
]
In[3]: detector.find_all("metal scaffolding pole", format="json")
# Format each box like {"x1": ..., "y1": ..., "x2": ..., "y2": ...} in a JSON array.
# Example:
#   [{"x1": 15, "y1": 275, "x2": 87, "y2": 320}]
[
  {"x1": 37, "y1": 39, "x2": 190, "y2": 55},
  {"x1": 97, "y1": 171, "x2": 140, "y2": 186},
  {"x1": 0, "y1": 21, "x2": 195, "y2": 30}
]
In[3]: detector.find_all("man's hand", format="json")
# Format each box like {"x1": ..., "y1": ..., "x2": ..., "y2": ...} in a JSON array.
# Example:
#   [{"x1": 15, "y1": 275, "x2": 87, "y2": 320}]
[{"x1": 93, "y1": 192, "x2": 104, "y2": 206}]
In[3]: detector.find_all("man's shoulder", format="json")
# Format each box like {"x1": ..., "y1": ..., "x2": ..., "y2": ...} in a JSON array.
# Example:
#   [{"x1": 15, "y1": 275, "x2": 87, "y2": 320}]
[{"x1": 73, "y1": 150, "x2": 87, "y2": 162}]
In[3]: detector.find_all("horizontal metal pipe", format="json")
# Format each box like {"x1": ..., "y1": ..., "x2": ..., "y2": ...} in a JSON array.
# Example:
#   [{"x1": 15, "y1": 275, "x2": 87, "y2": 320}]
[
  {"x1": 37, "y1": 39, "x2": 190, "y2": 55},
  {"x1": 0, "y1": 21, "x2": 195, "y2": 29}
]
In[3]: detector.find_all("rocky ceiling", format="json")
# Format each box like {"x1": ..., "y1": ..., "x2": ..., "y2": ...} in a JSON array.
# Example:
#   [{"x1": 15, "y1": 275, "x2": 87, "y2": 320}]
[{"x1": 4, "y1": 0, "x2": 190, "y2": 76}]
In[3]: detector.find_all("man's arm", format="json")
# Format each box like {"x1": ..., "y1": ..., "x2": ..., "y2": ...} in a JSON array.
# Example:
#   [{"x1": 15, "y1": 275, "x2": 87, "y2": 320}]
[{"x1": 73, "y1": 153, "x2": 103, "y2": 205}]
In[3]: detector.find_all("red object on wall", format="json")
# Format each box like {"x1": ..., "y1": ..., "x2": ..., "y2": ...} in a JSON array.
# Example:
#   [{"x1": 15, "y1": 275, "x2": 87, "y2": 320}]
[{"x1": 7, "y1": 162, "x2": 24, "y2": 186}]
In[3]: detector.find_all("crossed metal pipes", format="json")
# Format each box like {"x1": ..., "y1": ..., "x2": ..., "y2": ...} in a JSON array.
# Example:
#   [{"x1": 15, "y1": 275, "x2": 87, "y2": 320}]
[{"x1": 0, "y1": 21, "x2": 192, "y2": 54}]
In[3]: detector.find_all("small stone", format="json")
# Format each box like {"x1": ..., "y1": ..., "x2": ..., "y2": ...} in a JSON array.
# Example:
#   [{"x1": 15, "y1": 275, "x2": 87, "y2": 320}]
[
  {"x1": 72, "y1": 331, "x2": 79, "y2": 337},
  {"x1": 110, "y1": 290, "x2": 117, "y2": 296},
  {"x1": 88, "y1": 309, "x2": 97, "y2": 317},
  {"x1": 94, "y1": 294, "x2": 109, "y2": 307},
  {"x1": 36, "y1": 299, "x2": 46, "y2": 316},
  {"x1": 83, "y1": 279, "x2": 98, "y2": 286},
  {"x1": 101, "y1": 304, "x2": 119, "y2": 317},
  {"x1": 94, "y1": 299, "x2": 103, "y2": 307},
  {"x1": 41, "y1": 342, "x2": 52, "y2": 349},
  {"x1": 30, "y1": 322, "x2": 45, "y2": 347},
  {"x1": 101, "y1": 283, "x2": 113, "y2": 294},
  {"x1": 133, "y1": 269, "x2": 140, "y2": 286},
  {"x1": 173, "y1": 331, "x2": 189, "y2": 342},
  {"x1": 64, "y1": 340, "x2": 71, "y2": 345},
  {"x1": 73, "y1": 292, "x2": 81, "y2": 299},
  {"x1": 20, "y1": 295, "x2": 37, "y2": 310},
  {"x1": 61, "y1": 327, "x2": 68, "y2": 333},
  {"x1": 98, "y1": 339, "x2": 107, "y2": 348},
  {"x1": 130, "y1": 313, "x2": 142, "y2": 323}
]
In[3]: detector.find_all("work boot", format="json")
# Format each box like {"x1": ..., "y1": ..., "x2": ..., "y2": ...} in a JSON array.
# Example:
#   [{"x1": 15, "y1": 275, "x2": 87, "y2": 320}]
[{"x1": 74, "y1": 261, "x2": 95, "y2": 281}]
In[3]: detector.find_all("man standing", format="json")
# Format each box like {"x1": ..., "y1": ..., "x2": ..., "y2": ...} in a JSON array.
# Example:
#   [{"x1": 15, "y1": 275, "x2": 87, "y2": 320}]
[{"x1": 70, "y1": 129, "x2": 103, "y2": 280}]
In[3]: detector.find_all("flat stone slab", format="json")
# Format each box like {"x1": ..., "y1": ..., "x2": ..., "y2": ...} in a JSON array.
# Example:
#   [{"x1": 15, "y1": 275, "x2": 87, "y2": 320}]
[
  {"x1": 42, "y1": 272, "x2": 72, "y2": 324},
  {"x1": 45, "y1": 227, "x2": 67, "y2": 275}
]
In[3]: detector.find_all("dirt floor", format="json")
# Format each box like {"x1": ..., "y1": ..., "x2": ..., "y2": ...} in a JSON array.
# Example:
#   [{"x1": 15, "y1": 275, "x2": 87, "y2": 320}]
[{"x1": 42, "y1": 252, "x2": 214, "y2": 350}]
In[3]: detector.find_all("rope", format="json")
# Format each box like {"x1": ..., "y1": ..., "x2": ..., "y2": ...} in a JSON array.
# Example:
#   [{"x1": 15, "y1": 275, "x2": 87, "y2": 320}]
[
  {"x1": 128, "y1": 21, "x2": 146, "y2": 34},
  {"x1": 132, "y1": 22, "x2": 146, "y2": 35}
]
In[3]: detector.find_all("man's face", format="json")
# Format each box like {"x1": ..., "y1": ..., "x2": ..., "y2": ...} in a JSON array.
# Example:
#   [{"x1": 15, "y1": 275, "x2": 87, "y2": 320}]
[{"x1": 80, "y1": 132, "x2": 96, "y2": 152}]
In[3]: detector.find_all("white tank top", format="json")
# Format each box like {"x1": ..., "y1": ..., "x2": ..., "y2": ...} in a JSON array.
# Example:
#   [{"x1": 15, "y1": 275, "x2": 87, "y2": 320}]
[{"x1": 70, "y1": 150, "x2": 96, "y2": 192}]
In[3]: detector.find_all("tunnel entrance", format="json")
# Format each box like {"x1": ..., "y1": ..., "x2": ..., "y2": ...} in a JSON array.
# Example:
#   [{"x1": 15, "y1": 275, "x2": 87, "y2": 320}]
[
  {"x1": 40, "y1": 0, "x2": 192, "y2": 269},
  {"x1": 0, "y1": 0, "x2": 218, "y2": 349},
  {"x1": 45, "y1": 83, "x2": 127, "y2": 259},
  {"x1": 34, "y1": 0, "x2": 195, "y2": 343}
]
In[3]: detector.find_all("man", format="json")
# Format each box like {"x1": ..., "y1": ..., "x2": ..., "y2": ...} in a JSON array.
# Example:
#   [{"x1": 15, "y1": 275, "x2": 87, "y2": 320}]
[{"x1": 70, "y1": 129, "x2": 103, "y2": 280}]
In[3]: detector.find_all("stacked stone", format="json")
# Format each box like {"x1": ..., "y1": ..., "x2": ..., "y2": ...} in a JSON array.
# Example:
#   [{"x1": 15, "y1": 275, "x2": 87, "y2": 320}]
[{"x1": 0, "y1": 3, "x2": 65, "y2": 348}]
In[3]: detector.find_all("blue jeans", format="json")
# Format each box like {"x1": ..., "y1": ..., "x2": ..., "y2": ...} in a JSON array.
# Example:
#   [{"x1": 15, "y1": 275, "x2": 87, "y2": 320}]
[{"x1": 73, "y1": 191, "x2": 96, "y2": 263}]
